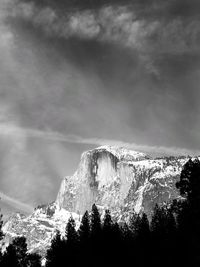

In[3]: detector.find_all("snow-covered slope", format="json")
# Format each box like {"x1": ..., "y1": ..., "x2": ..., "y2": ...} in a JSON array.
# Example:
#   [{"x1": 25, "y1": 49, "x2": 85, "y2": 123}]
[
  {"x1": 3, "y1": 203, "x2": 81, "y2": 256},
  {"x1": 3, "y1": 146, "x2": 192, "y2": 254}
]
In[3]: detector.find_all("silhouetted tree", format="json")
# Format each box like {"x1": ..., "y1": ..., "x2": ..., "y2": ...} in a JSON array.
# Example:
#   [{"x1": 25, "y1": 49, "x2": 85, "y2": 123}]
[
  {"x1": 65, "y1": 216, "x2": 79, "y2": 248},
  {"x1": 151, "y1": 204, "x2": 169, "y2": 237},
  {"x1": 128, "y1": 212, "x2": 150, "y2": 266},
  {"x1": 65, "y1": 216, "x2": 79, "y2": 267},
  {"x1": 46, "y1": 231, "x2": 64, "y2": 267},
  {"x1": 102, "y1": 210, "x2": 114, "y2": 265},
  {"x1": 177, "y1": 158, "x2": 200, "y2": 217},
  {"x1": 150, "y1": 205, "x2": 175, "y2": 267},
  {"x1": 139, "y1": 213, "x2": 150, "y2": 237},
  {"x1": 0, "y1": 212, "x2": 4, "y2": 264},
  {"x1": 120, "y1": 222, "x2": 133, "y2": 266},
  {"x1": 102, "y1": 210, "x2": 112, "y2": 234},
  {"x1": 90, "y1": 204, "x2": 101, "y2": 238},
  {"x1": 0, "y1": 213, "x2": 4, "y2": 241},
  {"x1": 2, "y1": 236, "x2": 41, "y2": 267},
  {"x1": 13, "y1": 236, "x2": 28, "y2": 266},
  {"x1": 2, "y1": 242, "x2": 18, "y2": 267},
  {"x1": 175, "y1": 158, "x2": 200, "y2": 266},
  {"x1": 129, "y1": 212, "x2": 150, "y2": 238},
  {"x1": 26, "y1": 253, "x2": 41, "y2": 267},
  {"x1": 90, "y1": 204, "x2": 102, "y2": 267},
  {"x1": 78, "y1": 210, "x2": 90, "y2": 245}
]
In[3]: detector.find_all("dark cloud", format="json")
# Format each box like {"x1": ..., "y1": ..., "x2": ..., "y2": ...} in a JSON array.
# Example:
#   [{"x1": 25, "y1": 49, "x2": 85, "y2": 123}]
[
  {"x1": 6, "y1": 0, "x2": 200, "y2": 69},
  {"x1": 15, "y1": 0, "x2": 200, "y2": 17}
]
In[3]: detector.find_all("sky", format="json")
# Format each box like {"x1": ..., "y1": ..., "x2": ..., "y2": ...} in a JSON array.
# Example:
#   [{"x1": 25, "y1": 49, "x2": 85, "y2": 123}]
[{"x1": 0, "y1": 0, "x2": 200, "y2": 215}]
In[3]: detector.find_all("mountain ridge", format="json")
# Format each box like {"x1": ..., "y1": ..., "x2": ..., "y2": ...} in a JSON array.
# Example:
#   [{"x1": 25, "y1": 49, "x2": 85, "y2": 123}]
[{"x1": 2, "y1": 146, "x2": 193, "y2": 255}]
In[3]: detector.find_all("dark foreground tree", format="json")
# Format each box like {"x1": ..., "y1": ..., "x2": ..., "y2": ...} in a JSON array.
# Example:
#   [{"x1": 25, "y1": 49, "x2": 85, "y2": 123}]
[
  {"x1": 64, "y1": 216, "x2": 79, "y2": 267},
  {"x1": 2, "y1": 236, "x2": 41, "y2": 267},
  {"x1": 78, "y1": 211, "x2": 90, "y2": 265},
  {"x1": 3, "y1": 236, "x2": 28, "y2": 267},
  {"x1": 0, "y1": 213, "x2": 4, "y2": 241},
  {"x1": 26, "y1": 253, "x2": 41, "y2": 267},
  {"x1": 0, "y1": 212, "x2": 4, "y2": 264},
  {"x1": 90, "y1": 204, "x2": 102, "y2": 267},
  {"x1": 177, "y1": 158, "x2": 200, "y2": 205},
  {"x1": 2, "y1": 242, "x2": 18, "y2": 267},
  {"x1": 90, "y1": 204, "x2": 101, "y2": 239},
  {"x1": 78, "y1": 211, "x2": 90, "y2": 246},
  {"x1": 150, "y1": 204, "x2": 177, "y2": 267},
  {"x1": 46, "y1": 231, "x2": 64, "y2": 267},
  {"x1": 176, "y1": 158, "x2": 200, "y2": 266}
]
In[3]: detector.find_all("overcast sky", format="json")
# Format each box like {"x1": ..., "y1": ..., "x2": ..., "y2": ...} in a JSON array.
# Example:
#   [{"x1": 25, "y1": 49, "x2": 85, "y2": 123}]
[{"x1": 0, "y1": 0, "x2": 200, "y2": 215}]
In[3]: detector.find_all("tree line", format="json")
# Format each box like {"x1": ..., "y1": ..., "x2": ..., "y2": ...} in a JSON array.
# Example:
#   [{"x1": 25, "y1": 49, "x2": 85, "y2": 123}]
[{"x1": 1, "y1": 158, "x2": 200, "y2": 266}]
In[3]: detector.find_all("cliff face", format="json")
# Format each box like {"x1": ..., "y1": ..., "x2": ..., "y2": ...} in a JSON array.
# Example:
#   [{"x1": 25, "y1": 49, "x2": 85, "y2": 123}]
[
  {"x1": 56, "y1": 146, "x2": 187, "y2": 218},
  {"x1": 3, "y1": 146, "x2": 191, "y2": 254},
  {"x1": 56, "y1": 147, "x2": 148, "y2": 213}
]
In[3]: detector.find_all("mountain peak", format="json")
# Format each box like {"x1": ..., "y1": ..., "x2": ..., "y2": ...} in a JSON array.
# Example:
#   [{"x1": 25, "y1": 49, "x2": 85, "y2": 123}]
[
  {"x1": 3, "y1": 146, "x2": 191, "y2": 256},
  {"x1": 87, "y1": 145, "x2": 151, "y2": 162}
]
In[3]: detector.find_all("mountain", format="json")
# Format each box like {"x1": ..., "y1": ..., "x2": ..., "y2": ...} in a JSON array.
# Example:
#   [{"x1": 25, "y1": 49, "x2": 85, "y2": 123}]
[
  {"x1": 2, "y1": 146, "x2": 190, "y2": 255},
  {"x1": 56, "y1": 146, "x2": 186, "y2": 218}
]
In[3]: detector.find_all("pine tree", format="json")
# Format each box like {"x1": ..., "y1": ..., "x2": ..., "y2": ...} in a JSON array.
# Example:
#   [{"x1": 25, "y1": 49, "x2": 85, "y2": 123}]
[
  {"x1": 78, "y1": 211, "x2": 90, "y2": 245},
  {"x1": 151, "y1": 204, "x2": 167, "y2": 237},
  {"x1": 0, "y1": 213, "x2": 4, "y2": 241},
  {"x1": 128, "y1": 212, "x2": 150, "y2": 266},
  {"x1": 177, "y1": 158, "x2": 200, "y2": 224},
  {"x1": 26, "y1": 253, "x2": 41, "y2": 267},
  {"x1": 90, "y1": 204, "x2": 101, "y2": 238},
  {"x1": 0, "y1": 212, "x2": 4, "y2": 264},
  {"x1": 102, "y1": 209, "x2": 112, "y2": 234},
  {"x1": 46, "y1": 230, "x2": 64, "y2": 267},
  {"x1": 129, "y1": 213, "x2": 142, "y2": 246},
  {"x1": 78, "y1": 211, "x2": 90, "y2": 266},
  {"x1": 121, "y1": 222, "x2": 132, "y2": 243},
  {"x1": 111, "y1": 222, "x2": 122, "y2": 266},
  {"x1": 175, "y1": 158, "x2": 200, "y2": 266},
  {"x1": 176, "y1": 158, "x2": 200, "y2": 203},
  {"x1": 2, "y1": 242, "x2": 18, "y2": 267},
  {"x1": 65, "y1": 216, "x2": 79, "y2": 248},
  {"x1": 13, "y1": 236, "x2": 28, "y2": 266},
  {"x1": 2, "y1": 236, "x2": 31, "y2": 267},
  {"x1": 175, "y1": 159, "x2": 200, "y2": 234},
  {"x1": 90, "y1": 204, "x2": 102, "y2": 267},
  {"x1": 165, "y1": 207, "x2": 176, "y2": 237},
  {"x1": 150, "y1": 205, "x2": 169, "y2": 267},
  {"x1": 120, "y1": 222, "x2": 133, "y2": 266},
  {"x1": 134, "y1": 213, "x2": 150, "y2": 239},
  {"x1": 65, "y1": 216, "x2": 79, "y2": 267}
]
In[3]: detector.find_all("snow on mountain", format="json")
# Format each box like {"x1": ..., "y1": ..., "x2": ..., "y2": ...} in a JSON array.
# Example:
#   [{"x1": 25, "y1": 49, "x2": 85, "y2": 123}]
[
  {"x1": 2, "y1": 146, "x2": 192, "y2": 255},
  {"x1": 95, "y1": 146, "x2": 150, "y2": 162},
  {"x1": 56, "y1": 146, "x2": 187, "y2": 218},
  {"x1": 56, "y1": 146, "x2": 150, "y2": 215},
  {"x1": 3, "y1": 203, "x2": 81, "y2": 256}
]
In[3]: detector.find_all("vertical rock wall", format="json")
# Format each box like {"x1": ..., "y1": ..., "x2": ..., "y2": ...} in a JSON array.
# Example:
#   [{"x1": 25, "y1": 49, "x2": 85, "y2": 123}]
[{"x1": 56, "y1": 146, "x2": 190, "y2": 218}]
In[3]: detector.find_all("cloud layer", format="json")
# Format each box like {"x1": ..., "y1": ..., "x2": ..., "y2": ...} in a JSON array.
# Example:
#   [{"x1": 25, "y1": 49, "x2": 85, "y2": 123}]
[
  {"x1": 0, "y1": 122, "x2": 199, "y2": 157},
  {"x1": 7, "y1": 0, "x2": 200, "y2": 56}
]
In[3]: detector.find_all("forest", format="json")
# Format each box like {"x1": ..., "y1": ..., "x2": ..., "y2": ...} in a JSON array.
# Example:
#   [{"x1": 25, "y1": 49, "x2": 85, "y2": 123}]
[{"x1": 0, "y1": 158, "x2": 200, "y2": 267}]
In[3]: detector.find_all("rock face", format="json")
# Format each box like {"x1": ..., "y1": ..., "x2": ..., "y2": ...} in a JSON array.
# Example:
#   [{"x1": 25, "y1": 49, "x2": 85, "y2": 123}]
[
  {"x1": 3, "y1": 146, "x2": 191, "y2": 254},
  {"x1": 56, "y1": 146, "x2": 150, "y2": 215},
  {"x1": 56, "y1": 146, "x2": 186, "y2": 218}
]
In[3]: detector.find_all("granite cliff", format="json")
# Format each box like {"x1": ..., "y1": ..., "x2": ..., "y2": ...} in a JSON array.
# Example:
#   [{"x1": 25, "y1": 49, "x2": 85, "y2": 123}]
[{"x1": 3, "y1": 146, "x2": 191, "y2": 254}]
